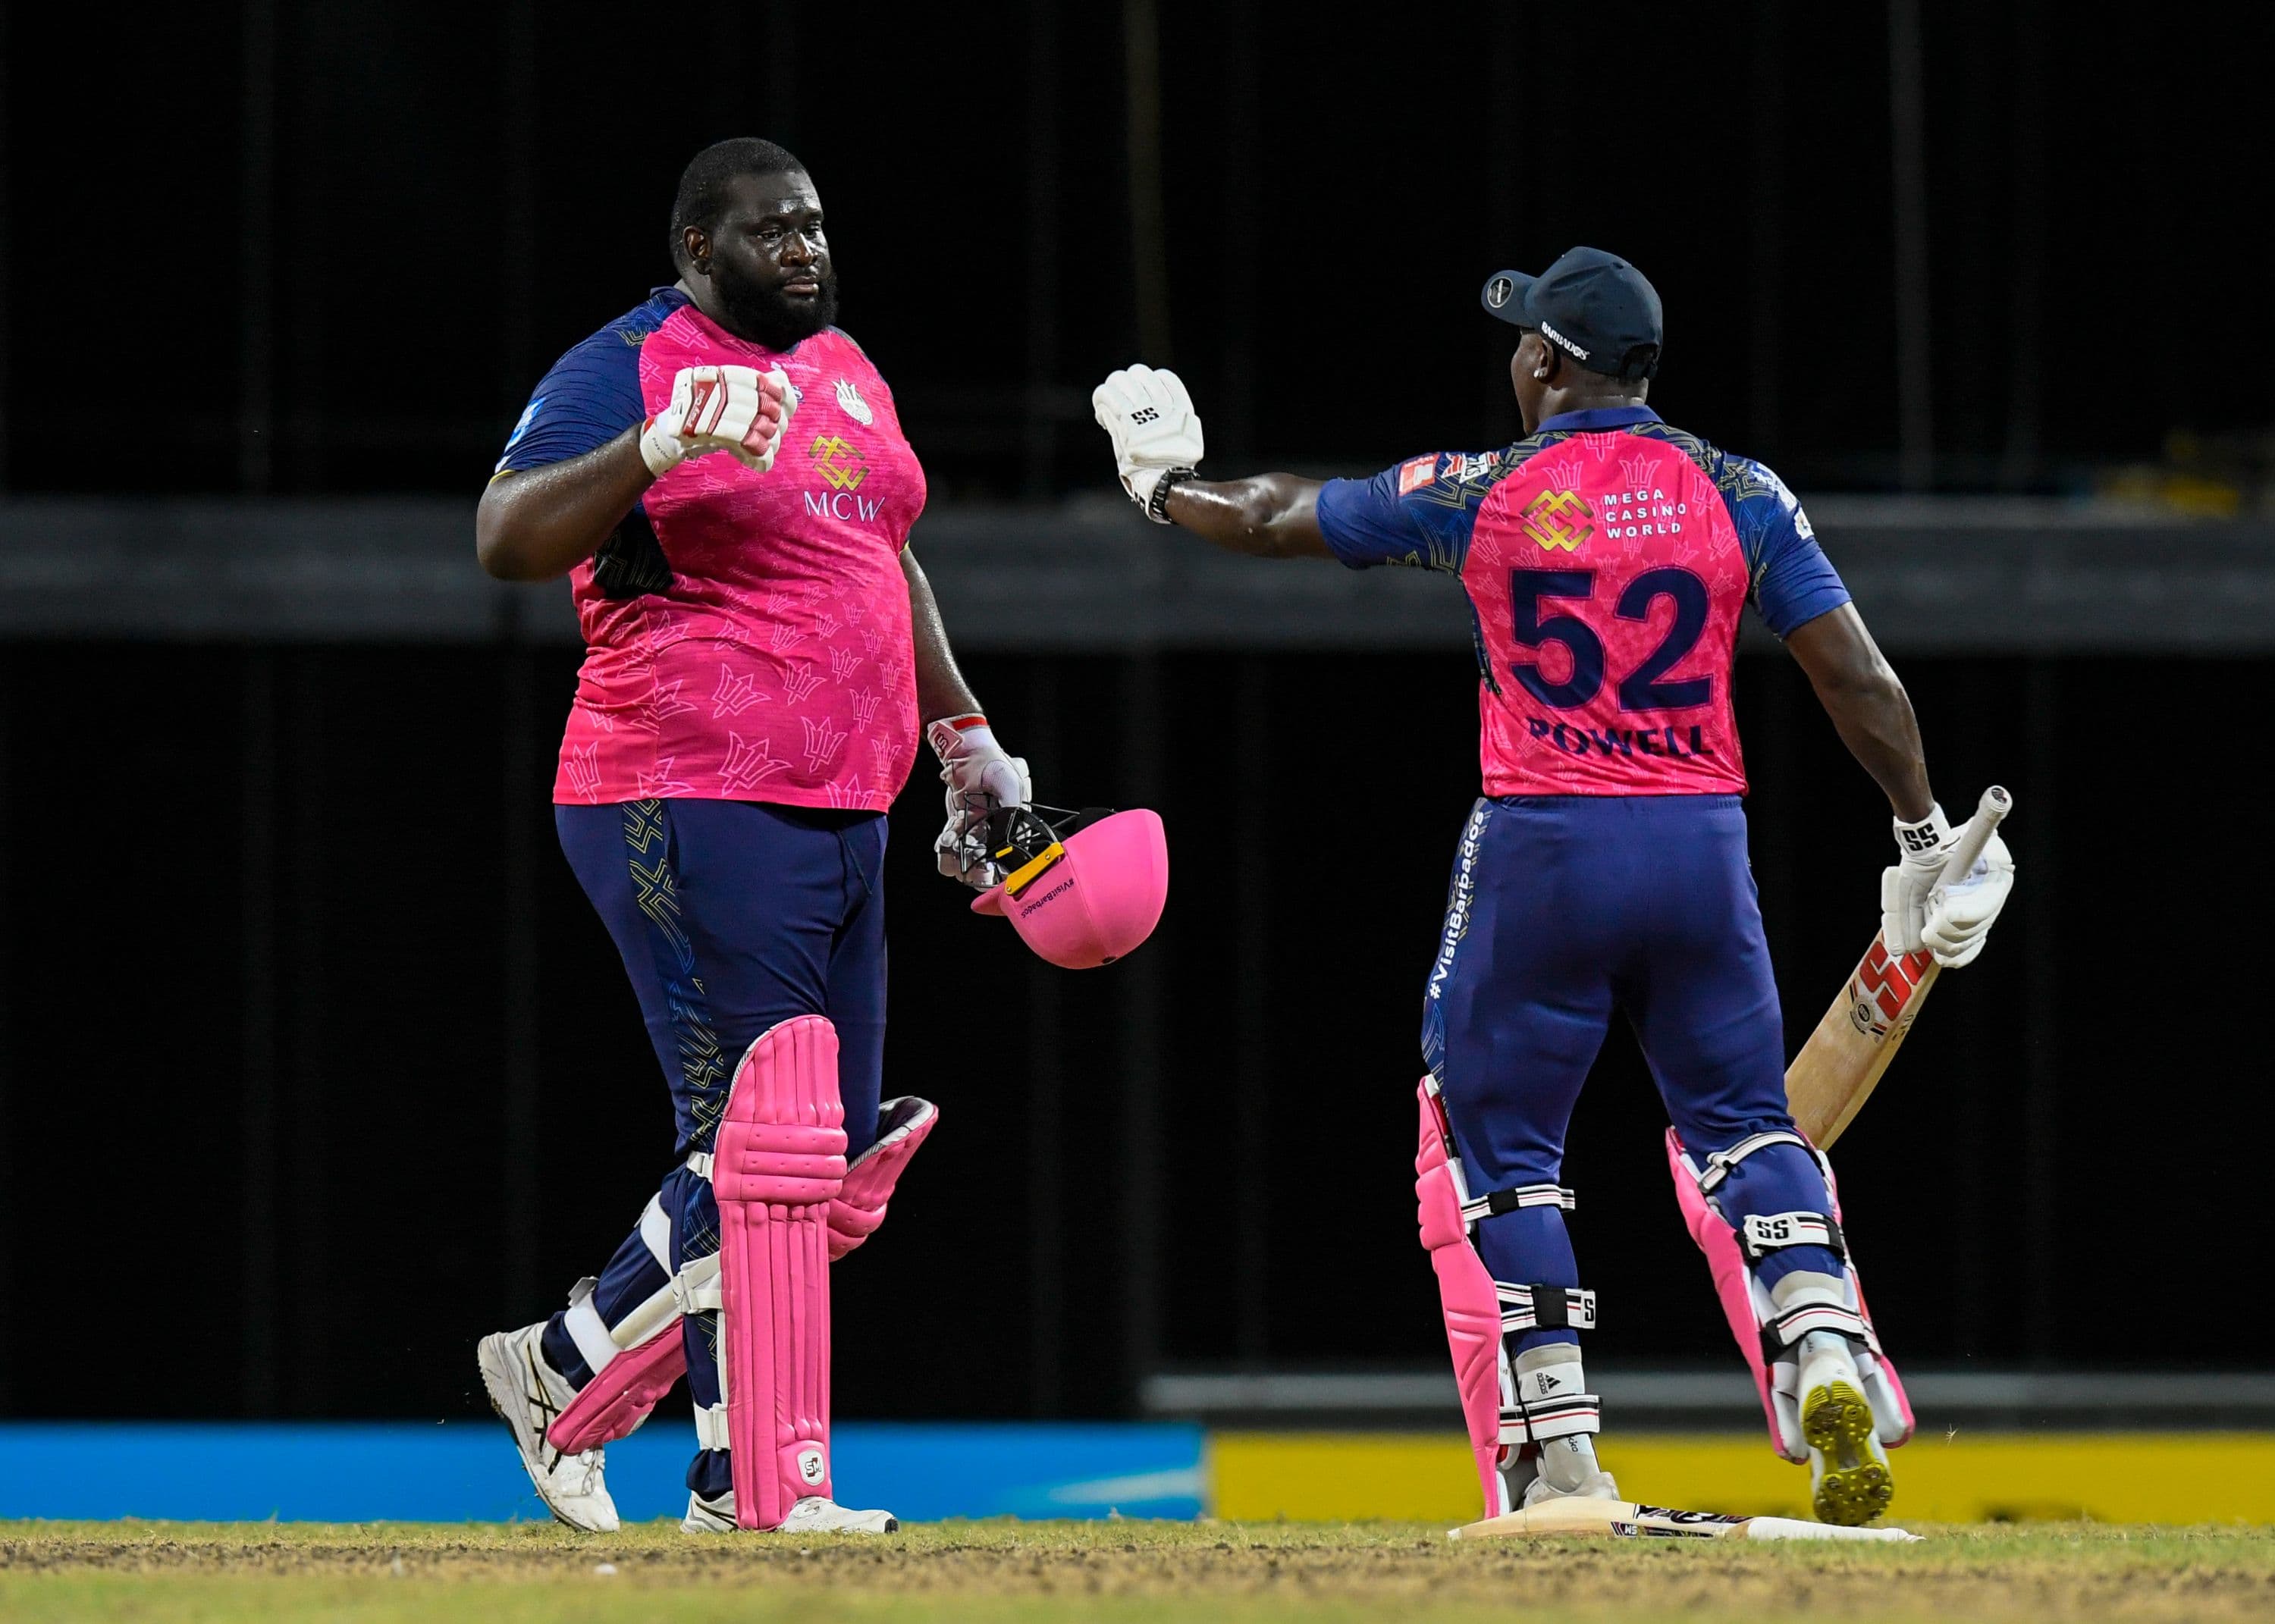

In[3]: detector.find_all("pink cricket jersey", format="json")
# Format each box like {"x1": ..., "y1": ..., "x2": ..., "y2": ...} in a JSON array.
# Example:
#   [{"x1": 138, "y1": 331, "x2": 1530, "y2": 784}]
[
  {"x1": 497, "y1": 289, "x2": 924, "y2": 811},
  {"x1": 1463, "y1": 434, "x2": 1749, "y2": 795},
  {"x1": 1313, "y1": 406, "x2": 1850, "y2": 798}
]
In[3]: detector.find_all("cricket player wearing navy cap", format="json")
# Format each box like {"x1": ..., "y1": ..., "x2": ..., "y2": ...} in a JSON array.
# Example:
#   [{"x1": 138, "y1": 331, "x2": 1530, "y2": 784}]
[{"x1": 1091, "y1": 248, "x2": 2016, "y2": 1526}]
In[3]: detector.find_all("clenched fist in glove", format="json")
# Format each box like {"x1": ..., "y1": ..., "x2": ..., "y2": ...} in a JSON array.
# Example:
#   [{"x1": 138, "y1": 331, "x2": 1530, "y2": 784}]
[
  {"x1": 1092, "y1": 364, "x2": 1205, "y2": 522},
  {"x1": 1882, "y1": 804, "x2": 2016, "y2": 968},
  {"x1": 927, "y1": 714, "x2": 1033, "y2": 888},
  {"x1": 639, "y1": 364, "x2": 799, "y2": 476}
]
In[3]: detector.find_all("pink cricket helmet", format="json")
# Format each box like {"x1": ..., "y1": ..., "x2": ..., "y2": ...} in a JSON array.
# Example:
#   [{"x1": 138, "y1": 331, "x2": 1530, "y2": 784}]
[{"x1": 970, "y1": 806, "x2": 1169, "y2": 969}]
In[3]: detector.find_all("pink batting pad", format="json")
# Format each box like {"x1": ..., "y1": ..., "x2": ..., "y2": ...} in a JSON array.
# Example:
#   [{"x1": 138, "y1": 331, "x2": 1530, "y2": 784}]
[
  {"x1": 548, "y1": 1324, "x2": 687, "y2": 1455},
  {"x1": 1665, "y1": 1127, "x2": 1796, "y2": 1459},
  {"x1": 1818, "y1": 1153, "x2": 1915, "y2": 1444},
  {"x1": 971, "y1": 809, "x2": 1168, "y2": 970},
  {"x1": 714, "y1": 1015, "x2": 849, "y2": 1529},
  {"x1": 544, "y1": 1102, "x2": 937, "y2": 1453},
  {"x1": 1416, "y1": 1080, "x2": 1511, "y2": 1520},
  {"x1": 827, "y1": 1096, "x2": 938, "y2": 1261}
]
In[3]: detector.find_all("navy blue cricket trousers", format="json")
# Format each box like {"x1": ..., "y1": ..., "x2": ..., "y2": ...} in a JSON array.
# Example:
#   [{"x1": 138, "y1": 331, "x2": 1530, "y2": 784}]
[
  {"x1": 542, "y1": 798, "x2": 889, "y2": 1496},
  {"x1": 1421, "y1": 795, "x2": 1843, "y2": 1354}
]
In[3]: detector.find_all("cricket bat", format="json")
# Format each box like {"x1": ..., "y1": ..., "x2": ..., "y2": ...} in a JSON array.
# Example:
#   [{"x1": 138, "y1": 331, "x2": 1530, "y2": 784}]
[
  {"x1": 1784, "y1": 785, "x2": 2012, "y2": 1148},
  {"x1": 1451, "y1": 1496, "x2": 1921, "y2": 1542}
]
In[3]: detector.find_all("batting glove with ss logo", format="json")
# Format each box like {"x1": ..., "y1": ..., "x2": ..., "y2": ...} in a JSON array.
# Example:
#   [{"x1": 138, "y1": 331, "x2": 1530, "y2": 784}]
[
  {"x1": 1092, "y1": 364, "x2": 1203, "y2": 522},
  {"x1": 1882, "y1": 804, "x2": 2016, "y2": 967}
]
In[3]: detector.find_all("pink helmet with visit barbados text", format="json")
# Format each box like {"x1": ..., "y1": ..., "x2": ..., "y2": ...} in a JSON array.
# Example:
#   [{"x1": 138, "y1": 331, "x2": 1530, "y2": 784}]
[{"x1": 969, "y1": 804, "x2": 1169, "y2": 970}]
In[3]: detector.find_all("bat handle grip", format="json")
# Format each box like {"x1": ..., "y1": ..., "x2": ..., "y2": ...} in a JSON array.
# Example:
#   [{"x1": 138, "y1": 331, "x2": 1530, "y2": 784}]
[{"x1": 1935, "y1": 785, "x2": 2012, "y2": 887}]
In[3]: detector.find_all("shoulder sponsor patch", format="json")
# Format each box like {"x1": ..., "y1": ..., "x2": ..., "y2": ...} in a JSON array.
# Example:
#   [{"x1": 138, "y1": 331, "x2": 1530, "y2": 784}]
[{"x1": 1397, "y1": 455, "x2": 1440, "y2": 495}]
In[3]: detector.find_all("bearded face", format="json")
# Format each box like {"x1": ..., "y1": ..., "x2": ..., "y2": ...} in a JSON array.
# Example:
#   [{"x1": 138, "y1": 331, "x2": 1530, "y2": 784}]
[
  {"x1": 711, "y1": 254, "x2": 839, "y2": 353},
  {"x1": 689, "y1": 170, "x2": 839, "y2": 354}
]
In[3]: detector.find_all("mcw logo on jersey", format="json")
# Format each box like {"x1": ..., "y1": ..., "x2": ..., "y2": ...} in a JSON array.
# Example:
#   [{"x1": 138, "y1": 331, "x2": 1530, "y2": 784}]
[
  {"x1": 1520, "y1": 488, "x2": 1593, "y2": 553},
  {"x1": 805, "y1": 434, "x2": 885, "y2": 522},
  {"x1": 808, "y1": 434, "x2": 867, "y2": 490}
]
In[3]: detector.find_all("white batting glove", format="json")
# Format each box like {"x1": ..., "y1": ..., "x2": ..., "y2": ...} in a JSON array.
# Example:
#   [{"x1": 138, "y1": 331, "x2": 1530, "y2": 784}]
[
  {"x1": 1092, "y1": 364, "x2": 1204, "y2": 522},
  {"x1": 927, "y1": 715, "x2": 1032, "y2": 889},
  {"x1": 1921, "y1": 829, "x2": 2015, "y2": 968},
  {"x1": 1880, "y1": 804, "x2": 1956, "y2": 955},
  {"x1": 639, "y1": 364, "x2": 797, "y2": 476}
]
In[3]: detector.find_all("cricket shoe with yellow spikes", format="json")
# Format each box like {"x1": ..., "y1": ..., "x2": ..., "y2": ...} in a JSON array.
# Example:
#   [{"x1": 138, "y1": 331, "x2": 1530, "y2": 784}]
[
  {"x1": 1798, "y1": 1331, "x2": 1894, "y2": 1526},
  {"x1": 682, "y1": 1489, "x2": 899, "y2": 1535},
  {"x1": 476, "y1": 1321, "x2": 619, "y2": 1533}
]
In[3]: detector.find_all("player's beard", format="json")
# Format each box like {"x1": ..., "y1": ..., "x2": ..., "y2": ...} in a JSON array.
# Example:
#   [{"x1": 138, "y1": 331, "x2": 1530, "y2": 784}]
[{"x1": 715, "y1": 265, "x2": 840, "y2": 354}]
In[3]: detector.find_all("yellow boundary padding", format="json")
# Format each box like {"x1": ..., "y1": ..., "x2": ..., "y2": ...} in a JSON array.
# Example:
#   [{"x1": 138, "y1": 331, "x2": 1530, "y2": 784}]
[{"x1": 1208, "y1": 1431, "x2": 2275, "y2": 1525}]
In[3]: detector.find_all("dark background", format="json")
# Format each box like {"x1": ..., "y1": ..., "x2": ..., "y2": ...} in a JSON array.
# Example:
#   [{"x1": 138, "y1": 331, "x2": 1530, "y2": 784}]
[
  {"x1": 1, "y1": 2, "x2": 2270, "y2": 1422},
  {"x1": 6, "y1": 2, "x2": 2272, "y2": 498}
]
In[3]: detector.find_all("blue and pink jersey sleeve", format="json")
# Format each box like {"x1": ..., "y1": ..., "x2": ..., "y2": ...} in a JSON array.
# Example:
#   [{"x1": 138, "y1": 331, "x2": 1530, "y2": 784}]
[
  {"x1": 1716, "y1": 456, "x2": 1849, "y2": 638},
  {"x1": 494, "y1": 288, "x2": 689, "y2": 475},
  {"x1": 1314, "y1": 453, "x2": 1495, "y2": 575}
]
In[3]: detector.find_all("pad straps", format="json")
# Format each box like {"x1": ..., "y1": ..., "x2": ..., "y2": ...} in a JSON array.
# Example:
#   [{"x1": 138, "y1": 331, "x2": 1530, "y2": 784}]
[
  {"x1": 1763, "y1": 1298, "x2": 1870, "y2": 1350},
  {"x1": 1495, "y1": 1281, "x2": 1597, "y2": 1337},
  {"x1": 1496, "y1": 1358, "x2": 1601, "y2": 1444},
  {"x1": 1761, "y1": 1281, "x2": 1871, "y2": 1354},
  {"x1": 1739, "y1": 1211, "x2": 1847, "y2": 1264},
  {"x1": 1459, "y1": 1183, "x2": 1576, "y2": 1224},
  {"x1": 1695, "y1": 1130, "x2": 1812, "y2": 1194}
]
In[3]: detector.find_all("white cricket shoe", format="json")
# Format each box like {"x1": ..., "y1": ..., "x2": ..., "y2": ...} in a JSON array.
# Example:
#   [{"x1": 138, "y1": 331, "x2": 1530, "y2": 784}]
[
  {"x1": 477, "y1": 1322, "x2": 620, "y2": 1533},
  {"x1": 1511, "y1": 1424, "x2": 1619, "y2": 1509},
  {"x1": 682, "y1": 1488, "x2": 899, "y2": 1535},
  {"x1": 1798, "y1": 1334, "x2": 1894, "y2": 1526},
  {"x1": 1521, "y1": 1467, "x2": 1621, "y2": 1508}
]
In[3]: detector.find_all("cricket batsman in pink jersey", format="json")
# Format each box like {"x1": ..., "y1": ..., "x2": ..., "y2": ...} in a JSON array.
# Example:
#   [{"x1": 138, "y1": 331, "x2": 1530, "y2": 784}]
[
  {"x1": 472, "y1": 139, "x2": 1031, "y2": 1535},
  {"x1": 1094, "y1": 249, "x2": 2015, "y2": 1525}
]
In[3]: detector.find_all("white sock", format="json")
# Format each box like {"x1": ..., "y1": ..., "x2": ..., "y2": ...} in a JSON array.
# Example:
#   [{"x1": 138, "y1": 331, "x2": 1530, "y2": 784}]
[{"x1": 1538, "y1": 1434, "x2": 1604, "y2": 1493}]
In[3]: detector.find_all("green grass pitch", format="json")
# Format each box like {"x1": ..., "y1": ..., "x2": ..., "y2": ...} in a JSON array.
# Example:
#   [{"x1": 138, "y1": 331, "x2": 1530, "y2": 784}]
[{"x1": 5, "y1": 1519, "x2": 2272, "y2": 1622}]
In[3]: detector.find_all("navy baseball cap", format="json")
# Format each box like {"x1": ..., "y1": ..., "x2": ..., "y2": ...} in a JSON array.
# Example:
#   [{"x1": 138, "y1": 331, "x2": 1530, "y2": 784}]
[{"x1": 1481, "y1": 247, "x2": 1663, "y2": 381}]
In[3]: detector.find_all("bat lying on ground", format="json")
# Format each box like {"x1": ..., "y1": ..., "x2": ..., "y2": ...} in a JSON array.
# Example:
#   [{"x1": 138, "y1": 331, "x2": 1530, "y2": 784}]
[
  {"x1": 1785, "y1": 785, "x2": 2013, "y2": 1148},
  {"x1": 1451, "y1": 1496, "x2": 1922, "y2": 1542}
]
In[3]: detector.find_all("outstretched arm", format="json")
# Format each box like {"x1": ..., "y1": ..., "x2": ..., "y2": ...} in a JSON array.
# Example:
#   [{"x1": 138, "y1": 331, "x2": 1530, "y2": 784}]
[
  {"x1": 1159, "y1": 475, "x2": 1332, "y2": 559},
  {"x1": 1091, "y1": 363, "x2": 1332, "y2": 559},
  {"x1": 1784, "y1": 604, "x2": 1933, "y2": 822}
]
